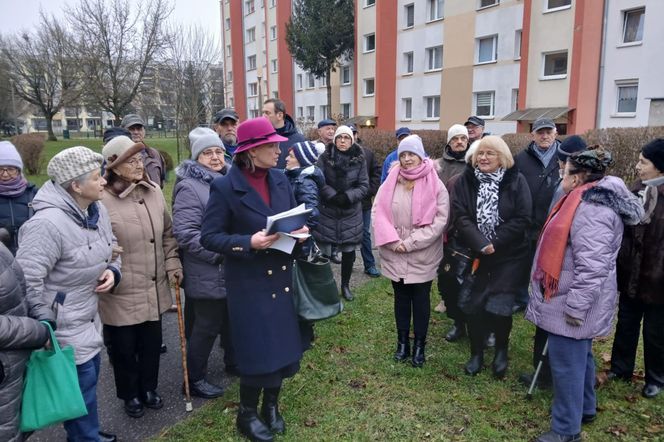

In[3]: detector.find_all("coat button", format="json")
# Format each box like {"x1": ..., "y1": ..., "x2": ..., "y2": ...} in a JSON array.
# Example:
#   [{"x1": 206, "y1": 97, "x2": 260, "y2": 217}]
[
  {"x1": 267, "y1": 270, "x2": 273, "y2": 275},
  {"x1": 152, "y1": 276, "x2": 156, "y2": 281},
  {"x1": 272, "y1": 293, "x2": 276, "y2": 299},
  {"x1": 150, "y1": 238, "x2": 155, "y2": 243},
  {"x1": 284, "y1": 287, "x2": 289, "y2": 292},
  {"x1": 282, "y1": 265, "x2": 287, "y2": 271}
]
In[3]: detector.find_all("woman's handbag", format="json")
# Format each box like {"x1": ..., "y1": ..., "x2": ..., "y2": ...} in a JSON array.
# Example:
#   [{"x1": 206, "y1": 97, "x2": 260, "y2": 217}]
[
  {"x1": 439, "y1": 236, "x2": 476, "y2": 287},
  {"x1": 292, "y1": 246, "x2": 343, "y2": 321},
  {"x1": 20, "y1": 321, "x2": 88, "y2": 432},
  {"x1": 457, "y1": 259, "x2": 489, "y2": 315}
]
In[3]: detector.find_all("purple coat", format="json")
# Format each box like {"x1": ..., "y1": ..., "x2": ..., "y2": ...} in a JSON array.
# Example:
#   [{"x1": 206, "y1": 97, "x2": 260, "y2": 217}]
[{"x1": 525, "y1": 176, "x2": 643, "y2": 340}]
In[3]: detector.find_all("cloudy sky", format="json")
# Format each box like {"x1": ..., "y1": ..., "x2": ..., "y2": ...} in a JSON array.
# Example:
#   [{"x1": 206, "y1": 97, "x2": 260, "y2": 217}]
[{"x1": 0, "y1": 0, "x2": 222, "y2": 44}]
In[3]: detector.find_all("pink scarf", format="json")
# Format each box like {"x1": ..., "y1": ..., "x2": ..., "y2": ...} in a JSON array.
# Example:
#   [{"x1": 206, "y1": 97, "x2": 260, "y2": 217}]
[{"x1": 374, "y1": 158, "x2": 439, "y2": 247}]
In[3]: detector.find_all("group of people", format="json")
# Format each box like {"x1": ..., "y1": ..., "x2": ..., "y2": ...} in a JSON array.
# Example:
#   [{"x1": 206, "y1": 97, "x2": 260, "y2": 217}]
[{"x1": 0, "y1": 96, "x2": 662, "y2": 442}]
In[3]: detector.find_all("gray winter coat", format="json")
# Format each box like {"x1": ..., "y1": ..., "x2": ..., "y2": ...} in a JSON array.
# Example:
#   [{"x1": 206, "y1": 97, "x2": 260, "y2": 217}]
[
  {"x1": 173, "y1": 161, "x2": 227, "y2": 300},
  {"x1": 526, "y1": 176, "x2": 643, "y2": 340},
  {"x1": 0, "y1": 243, "x2": 49, "y2": 442},
  {"x1": 17, "y1": 181, "x2": 121, "y2": 365}
]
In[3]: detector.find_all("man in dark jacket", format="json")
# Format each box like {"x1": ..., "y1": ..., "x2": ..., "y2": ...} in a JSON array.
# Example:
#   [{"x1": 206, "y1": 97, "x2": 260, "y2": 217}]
[
  {"x1": 212, "y1": 108, "x2": 240, "y2": 162},
  {"x1": 262, "y1": 99, "x2": 306, "y2": 169},
  {"x1": 464, "y1": 116, "x2": 488, "y2": 144},
  {"x1": 316, "y1": 119, "x2": 337, "y2": 145},
  {"x1": 120, "y1": 114, "x2": 166, "y2": 188}
]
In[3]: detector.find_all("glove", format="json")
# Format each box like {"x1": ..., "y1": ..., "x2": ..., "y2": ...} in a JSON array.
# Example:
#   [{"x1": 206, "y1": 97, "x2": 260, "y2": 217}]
[
  {"x1": 167, "y1": 269, "x2": 182, "y2": 285},
  {"x1": 330, "y1": 192, "x2": 350, "y2": 207},
  {"x1": 564, "y1": 313, "x2": 583, "y2": 327}
]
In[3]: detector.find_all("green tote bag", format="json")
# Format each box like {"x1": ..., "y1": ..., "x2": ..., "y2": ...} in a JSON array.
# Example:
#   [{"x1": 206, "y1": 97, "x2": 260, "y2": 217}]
[{"x1": 19, "y1": 321, "x2": 88, "y2": 432}]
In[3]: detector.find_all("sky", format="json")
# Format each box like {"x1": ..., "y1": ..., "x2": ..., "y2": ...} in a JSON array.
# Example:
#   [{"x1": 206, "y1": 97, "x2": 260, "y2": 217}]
[{"x1": 0, "y1": 0, "x2": 222, "y2": 45}]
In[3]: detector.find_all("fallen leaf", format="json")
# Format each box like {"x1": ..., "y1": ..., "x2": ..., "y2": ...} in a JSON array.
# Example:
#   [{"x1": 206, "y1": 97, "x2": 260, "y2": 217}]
[
  {"x1": 332, "y1": 345, "x2": 348, "y2": 354},
  {"x1": 646, "y1": 424, "x2": 664, "y2": 434},
  {"x1": 601, "y1": 352, "x2": 611, "y2": 364},
  {"x1": 607, "y1": 425, "x2": 627, "y2": 437},
  {"x1": 304, "y1": 417, "x2": 317, "y2": 427},
  {"x1": 625, "y1": 394, "x2": 638, "y2": 403},
  {"x1": 349, "y1": 379, "x2": 367, "y2": 389},
  {"x1": 596, "y1": 371, "x2": 609, "y2": 387}
]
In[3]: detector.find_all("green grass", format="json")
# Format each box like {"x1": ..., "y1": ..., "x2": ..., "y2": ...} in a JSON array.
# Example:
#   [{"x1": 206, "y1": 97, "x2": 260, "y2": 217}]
[{"x1": 154, "y1": 277, "x2": 663, "y2": 441}]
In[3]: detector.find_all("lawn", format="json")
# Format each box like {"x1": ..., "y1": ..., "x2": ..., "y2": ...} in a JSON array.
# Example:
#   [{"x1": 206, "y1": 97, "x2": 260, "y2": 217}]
[{"x1": 153, "y1": 277, "x2": 663, "y2": 442}]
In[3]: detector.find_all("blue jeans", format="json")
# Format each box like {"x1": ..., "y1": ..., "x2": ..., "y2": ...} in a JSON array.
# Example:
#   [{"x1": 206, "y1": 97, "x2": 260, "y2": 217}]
[
  {"x1": 63, "y1": 353, "x2": 101, "y2": 441},
  {"x1": 548, "y1": 334, "x2": 596, "y2": 436},
  {"x1": 360, "y1": 208, "x2": 375, "y2": 270}
]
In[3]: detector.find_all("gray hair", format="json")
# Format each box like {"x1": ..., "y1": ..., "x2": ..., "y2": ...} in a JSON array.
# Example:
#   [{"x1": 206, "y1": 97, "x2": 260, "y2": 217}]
[{"x1": 61, "y1": 170, "x2": 95, "y2": 191}]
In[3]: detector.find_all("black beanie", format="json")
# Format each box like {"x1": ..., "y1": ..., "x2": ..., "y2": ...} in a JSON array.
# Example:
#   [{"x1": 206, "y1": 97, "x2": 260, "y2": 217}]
[
  {"x1": 642, "y1": 138, "x2": 664, "y2": 173},
  {"x1": 557, "y1": 135, "x2": 587, "y2": 162}
]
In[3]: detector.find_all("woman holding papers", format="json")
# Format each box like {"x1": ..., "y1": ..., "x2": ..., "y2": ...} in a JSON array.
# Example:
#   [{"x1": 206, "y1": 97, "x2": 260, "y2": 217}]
[
  {"x1": 201, "y1": 117, "x2": 308, "y2": 442},
  {"x1": 372, "y1": 135, "x2": 449, "y2": 367}
]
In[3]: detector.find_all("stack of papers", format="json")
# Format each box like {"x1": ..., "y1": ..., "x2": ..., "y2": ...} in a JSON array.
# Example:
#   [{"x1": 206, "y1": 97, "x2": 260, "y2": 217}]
[{"x1": 266, "y1": 204, "x2": 312, "y2": 253}]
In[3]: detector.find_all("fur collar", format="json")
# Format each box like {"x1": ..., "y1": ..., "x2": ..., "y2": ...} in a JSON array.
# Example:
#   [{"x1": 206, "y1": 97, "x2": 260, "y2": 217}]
[
  {"x1": 175, "y1": 160, "x2": 225, "y2": 185},
  {"x1": 323, "y1": 143, "x2": 364, "y2": 166},
  {"x1": 582, "y1": 177, "x2": 644, "y2": 226}
]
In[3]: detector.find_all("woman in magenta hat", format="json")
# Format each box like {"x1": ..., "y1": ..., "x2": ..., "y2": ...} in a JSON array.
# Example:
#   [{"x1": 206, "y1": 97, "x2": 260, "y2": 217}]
[{"x1": 201, "y1": 117, "x2": 308, "y2": 441}]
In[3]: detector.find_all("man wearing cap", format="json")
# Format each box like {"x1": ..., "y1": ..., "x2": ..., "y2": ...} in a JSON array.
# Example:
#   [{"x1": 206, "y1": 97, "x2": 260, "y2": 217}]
[
  {"x1": 212, "y1": 108, "x2": 240, "y2": 162},
  {"x1": 435, "y1": 124, "x2": 470, "y2": 188},
  {"x1": 103, "y1": 127, "x2": 132, "y2": 145},
  {"x1": 464, "y1": 116, "x2": 488, "y2": 144},
  {"x1": 381, "y1": 127, "x2": 412, "y2": 183},
  {"x1": 316, "y1": 119, "x2": 337, "y2": 146},
  {"x1": 262, "y1": 99, "x2": 306, "y2": 169},
  {"x1": 120, "y1": 114, "x2": 166, "y2": 188}
]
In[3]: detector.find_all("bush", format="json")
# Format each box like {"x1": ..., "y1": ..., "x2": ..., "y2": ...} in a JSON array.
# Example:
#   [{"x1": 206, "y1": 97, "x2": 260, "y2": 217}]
[
  {"x1": 159, "y1": 149, "x2": 174, "y2": 172},
  {"x1": 11, "y1": 133, "x2": 45, "y2": 175}
]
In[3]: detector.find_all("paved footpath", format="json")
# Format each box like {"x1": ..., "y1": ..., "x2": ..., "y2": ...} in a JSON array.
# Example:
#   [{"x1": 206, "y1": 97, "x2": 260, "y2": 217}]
[{"x1": 29, "y1": 254, "x2": 375, "y2": 441}]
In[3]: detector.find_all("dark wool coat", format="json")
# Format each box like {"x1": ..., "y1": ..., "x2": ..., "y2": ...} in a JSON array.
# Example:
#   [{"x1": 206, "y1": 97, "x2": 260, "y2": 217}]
[
  {"x1": 451, "y1": 165, "x2": 532, "y2": 298},
  {"x1": 617, "y1": 180, "x2": 664, "y2": 304},
  {"x1": 275, "y1": 114, "x2": 306, "y2": 169},
  {"x1": 0, "y1": 183, "x2": 37, "y2": 255},
  {"x1": 314, "y1": 143, "x2": 369, "y2": 245},
  {"x1": 285, "y1": 165, "x2": 325, "y2": 230},
  {"x1": 0, "y1": 243, "x2": 49, "y2": 441},
  {"x1": 200, "y1": 166, "x2": 302, "y2": 376},
  {"x1": 360, "y1": 145, "x2": 381, "y2": 211},
  {"x1": 514, "y1": 141, "x2": 561, "y2": 236},
  {"x1": 173, "y1": 160, "x2": 227, "y2": 300},
  {"x1": 435, "y1": 147, "x2": 467, "y2": 189}
]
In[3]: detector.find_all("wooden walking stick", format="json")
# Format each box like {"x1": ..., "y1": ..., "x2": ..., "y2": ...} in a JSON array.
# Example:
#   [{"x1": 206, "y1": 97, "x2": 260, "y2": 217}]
[{"x1": 174, "y1": 280, "x2": 193, "y2": 412}]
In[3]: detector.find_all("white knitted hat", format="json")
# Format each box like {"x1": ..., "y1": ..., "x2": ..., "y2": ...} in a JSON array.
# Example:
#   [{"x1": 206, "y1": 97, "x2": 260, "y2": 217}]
[
  {"x1": 47, "y1": 146, "x2": 104, "y2": 185},
  {"x1": 189, "y1": 127, "x2": 224, "y2": 160},
  {"x1": 333, "y1": 125, "x2": 354, "y2": 143},
  {"x1": 0, "y1": 141, "x2": 23, "y2": 170},
  {"x1": 447, "y1": 124, "x2": 469, "y2": 144}
]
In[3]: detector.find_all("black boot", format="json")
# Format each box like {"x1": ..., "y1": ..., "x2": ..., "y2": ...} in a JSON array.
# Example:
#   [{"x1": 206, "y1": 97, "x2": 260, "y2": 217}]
[
  {"x1": 340, "y1": 251, "x2": 355, "y2": 301},
  {"x1": 445, "y1": 320, "x2": 466, "y2": 342},
  {"x1": 465, "y1": 315, "x2": 485, "y2": 375},
  {"x1": 412, "y1": 336, "x2": 426, "y2": 368},
  {"x1": 491, "y1": 314, "x2": 512, "y2": 379},
  {"x1": 237, "y1": 385, "x2": 273, "y2": 441},
  {"x1": 394, "y1": 329, "x2": 410, "y2": 362},
  {"x1": 261, "y1": 387, "x2": 285, "y2": 434}
]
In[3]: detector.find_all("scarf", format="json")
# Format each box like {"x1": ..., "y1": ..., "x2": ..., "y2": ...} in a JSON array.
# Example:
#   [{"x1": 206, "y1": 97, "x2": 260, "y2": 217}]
[
  {"x1": 374, "y1": 158, "x2": 439, "y2": 247},
  {"x1": 474, "y1": 167, "x2": 505, "y2": 241},
  {"x1": 533, "y1": 181, "x2": 597, "y2": 301},
  {"x1": 530, "y1": 141, "x2": 558, "y2": 168},
  {"x1": 0, "y1": 175, "x2": 28, "y2": 197},
  {"x1": 640, "y1": 175, "x2": 664, "y2": 224}
]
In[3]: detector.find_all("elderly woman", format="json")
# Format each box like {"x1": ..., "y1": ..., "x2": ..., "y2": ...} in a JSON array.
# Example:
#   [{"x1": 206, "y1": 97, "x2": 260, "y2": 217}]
[
  {"x1": 450, "y1": 136, "x2": 531, "y2": 378},
  {"x1": 201, "y1": 117, "x2": 308, "y2": 441},
  {"x1": 17, "y1": 146, "x2": 120, "y2": 442},
  {"x1": 99, "y1": 135, "x2": 182, "y2": 419},
  {"x1": 172, "y1": 127, "x2": 231, "y2": 399},
  {"x1": 526, "y1": 149, "x2": 642, "y2": 442},
  {"x1": 373, "y1": 135, "x2": 449, "y2": 367},
  {"x1": 314, "y1": 125, "x2": 369, "y2": 301},
  {"x1": 0, "y1": 141, "x2": 37, "y2": 255},
  {"x1": 611, "y1": 139, "x2": 664, "y2": 399}
]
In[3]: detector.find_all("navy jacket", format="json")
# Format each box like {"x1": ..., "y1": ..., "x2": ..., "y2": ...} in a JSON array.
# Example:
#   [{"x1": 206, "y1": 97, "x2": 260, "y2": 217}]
[
  {"x1": 0, "y1": 183, "x2": 37, "y2": 255},
  {"x1": 275, "y1": 114, "x2": 305, "y2": 169},
  {"x1": 200, "y1": 165, "x2": 302, "y2": 376},
  {"x1": 285, "y1": 165, "x2": 325, "y2": 230}
]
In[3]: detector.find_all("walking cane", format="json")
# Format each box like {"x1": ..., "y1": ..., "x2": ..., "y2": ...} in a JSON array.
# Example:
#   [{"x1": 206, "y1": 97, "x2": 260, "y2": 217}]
[
  {"x1": 174, "y1": 280, "x2": 193, "y2": 412},
  {"x1": 526, "y1": 338, "x2": 549, "y2": 400}
]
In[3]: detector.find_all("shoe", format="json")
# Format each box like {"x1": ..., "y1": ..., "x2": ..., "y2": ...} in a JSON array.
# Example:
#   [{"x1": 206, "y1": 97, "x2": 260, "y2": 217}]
[
  {"x1": 364, "y1": 266, "x2": 381, "y2": 277},
  {"x1": 445, "y1": 323, "x2": 466, "y2": 342},
  {"x1": 485, "y1": 332, "x2": 495, "y2": 348},
  {"x1": 518, "y1": 372, "x2": 552, "y2": 390},
  {"x1": 465, "y1": 353, "x2": 484, "y2": 376},
  {"x1": 99, "y1": 431, "x2": 117, "y2": 442},
  {"x1": 261, "y1": 389, "x2": 285, "y2": 434},
  {"x1": 535, "y1": 430, "x2": 581, "y2": 442},
  {"x1": 141, "y1": 390, "x2": 163, "y2": 409},
  {"x1": 189, "y1": 379, "x2": 225, "y2": 399},
  {"x1": 411, "y1": 337, "x2": 426, "y2": 368},
  {"x1": 607, "y1": 370, "x2": 630, "y2": 382},
  {"x1": 394, "y1": 330, "x2": 410, "y2": 362},
  {"x1": 341, "y1": 285, "x2": 354, "y2": 301},
  {"x1": 124, "y1": 398, "x2": 144, "y2": 418},
  {"x1": 582, "y1": 414, "x2": 596, "y2": 424},
  {"x1": 492, "y1": 347, "x2": 508, "y2": 379},
  {"x1": 237, "y1": 405, "x2": 273, "y2": 441},
  {"x1": 168, "y1": 304, "x2": 178, "y2": 312},
  {"x1": 160, "y1": 344, "x2": 167, "y2": 354},
  {"x1": 642, "y1": 383, "x2": 662, "y2": 398},
  {"x1": 433, "y1": 300, "x2": 446, "y2": 313}
]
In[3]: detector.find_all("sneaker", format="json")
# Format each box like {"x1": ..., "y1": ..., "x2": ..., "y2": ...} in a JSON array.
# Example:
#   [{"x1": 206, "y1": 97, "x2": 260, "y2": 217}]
[{"x1": 364, "y1": 266, "x2": 381, "y2": 277}]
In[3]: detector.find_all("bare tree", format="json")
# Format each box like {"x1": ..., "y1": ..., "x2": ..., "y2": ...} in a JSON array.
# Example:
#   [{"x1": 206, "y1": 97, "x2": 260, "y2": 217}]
[
  {"x1": 68, "y1": 0, "x2": 173, "y2": 125},
  {"x1": 1, "y1": 14, "x2": 82, "y2": 141}
]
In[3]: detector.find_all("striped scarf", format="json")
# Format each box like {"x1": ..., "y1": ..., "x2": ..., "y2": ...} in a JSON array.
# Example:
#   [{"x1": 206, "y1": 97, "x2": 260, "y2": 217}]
[{"x1": 474, "y1": 167, "x2": 505, "y2": 241}]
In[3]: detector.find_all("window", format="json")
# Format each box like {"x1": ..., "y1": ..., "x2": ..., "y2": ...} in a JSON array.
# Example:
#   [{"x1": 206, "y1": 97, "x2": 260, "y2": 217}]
[
  {"x1": 226, "y1": 44, "x2": 231, "y2": 58},
  {"x1": 270, "y1": 25, "x2": 277, "y2": 40},
  {"x1": 365, "y1": 0, "x2": 376, "y2": 6},
  {"x1": 425, "y1": 96, "x2": 440, "y2": 119},
  {"x1": 227, "y1": 71, "x2": 233, "y2": 82},
  {"x1": 546, "y1": 0, "x2": 571, "y2": 11},
  {"x1": 270, "y1": 0, "x2": 276, "y2": 7},
  {"x1": 273, "y1": 91, "x2": 278, "y2": 98},
  {"x1": 341, "y1": 66, "x2": 351, "y2": 85},
  {"x1": 616, "y1": 81, "x2": 638, "y2": 114},
  {"x1": 225, "y1": 18, "x2": 231, "y2": 30},
  {"x1": 427, "y1": 0, "x2": 444, "y2": 21},
  {"x1": 229, "y1": 97, "x2": 234, "y2": 107},
  {"x1": 297, "y1": 107, "x2": 303, "y2": 118},
  {"x1": 249, "y1": 109, "x2": 260, "y2": 118},
  {"x1": 248, "y1": 82, "x2": 258, "y2": 97},
  {"x1": 271, "y1": 59, "x2": 278, "y2": 73},
  {"x1": 405, "y1": 4, "x2": 415, "y2": 28},
  {"x1": 364, "y1": 78, "x2": 375, "y2": 96},
  {"x1": 622, "y1": 8, "x2": 645, "y2": 44},
  {"x1": 319, "y1": 75, "x2": 327, "y2": 87},
  {"x1": 296, "y1": 74, "x2": 303, "y2": 90},
  {"x1": 511, "y1": 88, "x2": 519, "y2": 112},
  {"x1": 364, "y1": 34, "x2": 376, "y2": 53},
  {"x1": 404, "y1": 52, "x2": 414, "y2": 74},
  {"x1": 320, "y1": 105, "x2": 328, "y2": 119},
  {"x1": 247, "y1": 55, "x2": 257, "y2": 70},
  {"x1": 478, "y1": 0, "x2": 498, "y2": 8},
  {"x1": 542, "y1": 51, "x2": 568, "y2": 78},
  {"x1": 245, "y1": 0, "x2": 255, "y2": 14},
  {"x1": 246, "y1": 27, "x2": 255, "y2": 43},
  {"x1": 403, "y1": 98, "x2": 412, "y2": 120},
  {"x1": 474, "y1": 91, "x2": 495, "y2": 117},
  {"x1": 477, "y1": 35, "x2": 498, "y2": 63},
  {"x1": 426, "y1": 46, "x2": 443, "y2": 71},
  {"x1": 514, "y1": 30, "x2": 522, "y2": 59},
  {"x1": 341, "y1": 103, "x2": 351, "y2": 118},
  {"x1": 306, "y1": 106, "x2": 315, "y2": 120},
  {"x1": 307, "y1": 73, "x2": 315, "y2": 88}
]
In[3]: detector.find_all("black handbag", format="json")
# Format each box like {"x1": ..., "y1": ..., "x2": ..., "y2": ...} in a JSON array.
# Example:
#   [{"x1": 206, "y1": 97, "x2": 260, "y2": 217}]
[
  {"x1": 457, "y1": 258, "x2": 488, "y2": 315},
  {"x1": 292, "y1": 246, "x2": 343, "y2": 321},
  {"x1": 439, "y1": 236, "x2": 476, "y2": 287}
]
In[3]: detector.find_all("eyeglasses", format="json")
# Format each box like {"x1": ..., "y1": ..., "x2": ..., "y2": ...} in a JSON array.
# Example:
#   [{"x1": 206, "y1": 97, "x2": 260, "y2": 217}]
[
  {"x1": 125, "y1": 155, "x2": 144, "y2": 168},
  {"x1": 201, "y1": 149, "x2": 225, "y2": 158},
  {"x1": 0, "y1": 167, "x2": 19, "y2": 176},
  {"x1": 476, "y1": 151, "x2": 498, "y2": 158},
  {"x1": 337, "y1": 135, "x2": 352, "y2": 141}
]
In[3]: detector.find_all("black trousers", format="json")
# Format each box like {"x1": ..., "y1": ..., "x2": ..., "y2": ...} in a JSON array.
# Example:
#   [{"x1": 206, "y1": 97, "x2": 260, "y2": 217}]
[
  {"x1": 437, "y1": 267, "x2": 464, "y2": 322},
  {"x1": 105, "y1": 320, "x2": 162, "y2": 400},
  {"x1": 393, "y1": 279, "x2": 432, "y2": 337},
  {"x1": 187, "y1": 298, "x2": 234, "y2": 381},
  {"x1": 611, "y1": 296, "x2": 664, "y2": 386}
]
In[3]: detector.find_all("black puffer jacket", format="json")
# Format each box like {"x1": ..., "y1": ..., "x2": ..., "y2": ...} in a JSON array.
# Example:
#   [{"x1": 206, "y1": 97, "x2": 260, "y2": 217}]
[
  {"x1": 360, "y1": 146, "x2": 381, "y2": 211},
  {"x1": 285, "y1": 165, "x2": 325, "y2": 230},
  {"x1": 314, "y1": 143, "x2": 369, "y2": 245},
  {"x1": 0, "y1": 183, "x2": 37, "y2": 255},
  {"x1": 0, "y1": 242, "x2": 49, "y2": 441},
  {"x1": 275, "y1": 114, "x2": 306, "y2": 169}
]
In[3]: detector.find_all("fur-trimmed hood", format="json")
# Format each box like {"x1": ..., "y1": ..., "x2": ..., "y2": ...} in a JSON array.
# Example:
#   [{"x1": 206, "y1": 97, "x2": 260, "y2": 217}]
[
  {"x1": 322, "y1": 142, "x2": 364, "y2": 167},
  {"x1": 582, "y1": 175, "x2": 644, "y2": 226},
  {"x1": 175, "y1": 159, "x2": 226, "y2": 185}
]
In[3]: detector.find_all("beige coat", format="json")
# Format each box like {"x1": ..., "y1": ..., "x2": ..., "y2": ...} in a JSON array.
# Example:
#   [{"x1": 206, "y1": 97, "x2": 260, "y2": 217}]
[{"x1": 99, "y1": 180, "x2": 181, "y2": 326}]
